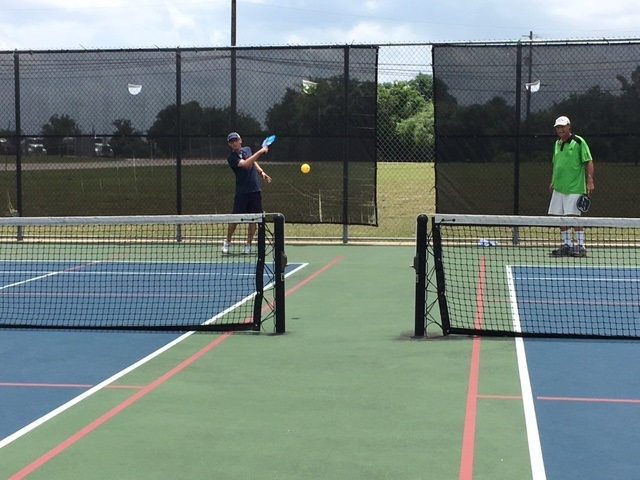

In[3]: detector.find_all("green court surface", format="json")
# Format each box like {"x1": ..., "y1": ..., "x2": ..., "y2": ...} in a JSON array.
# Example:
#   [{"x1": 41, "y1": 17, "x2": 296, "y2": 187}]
[{"x1": 0, "y1": 245, "x2": 532, "y2": 479}]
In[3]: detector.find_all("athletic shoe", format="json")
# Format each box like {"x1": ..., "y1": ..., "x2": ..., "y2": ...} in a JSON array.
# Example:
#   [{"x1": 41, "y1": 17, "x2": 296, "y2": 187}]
[
  {"x1": 222, "y1": 240, "x2": 229, "y2": 254},
  {"x1": 551, "y1": 244, "x2": 572, "y2": 256},
  {"x1": 570, "y1": 245, "x2": 587, "y2": 257},
  {"x1": 243, "y1": 244, "x2": 251, "y2": 255}
]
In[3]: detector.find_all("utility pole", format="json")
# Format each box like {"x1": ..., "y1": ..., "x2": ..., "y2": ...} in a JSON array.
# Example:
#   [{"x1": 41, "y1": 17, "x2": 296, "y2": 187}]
[
  {"x1": 230, "y1": 0, "x2": 237, "y2": 129},
  {"x1": 231, "y1": 0, "x2": 236, "y2": 46}
]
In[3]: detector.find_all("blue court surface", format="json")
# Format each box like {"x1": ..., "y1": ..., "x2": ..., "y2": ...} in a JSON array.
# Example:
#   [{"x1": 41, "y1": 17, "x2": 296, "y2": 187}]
[
  {"x1": 0, "y1": 330, "x2": 183, "y2": 443},
  {"x1": 508, "y1": 264, "x2": 640, "y2": 478},
  {"x1": 508, "y1": 265, "x2": 640, "y2": 336},
  {"x1": 0, "y1": 259, "x2": 303, "y2": 446},
  {"x1": 523, "y1": 338, "x2": 640, "y2": 479}
]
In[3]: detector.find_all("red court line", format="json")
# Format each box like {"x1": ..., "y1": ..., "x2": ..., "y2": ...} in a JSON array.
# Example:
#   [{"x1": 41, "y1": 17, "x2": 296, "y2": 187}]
[
  {"x1": 285, "y1": 255, "x2": 344, "y2": 296},
  {"x1": 8, "y1": 255, "x2": 340, "y2": 479},
  {"x1": 8, "y1": 332, "x2": 232, "y2": 480},
  {"x1": 459, "y1": 256, "x2": 485, "y2": 480},
  {"x1": 262, "y1": 255, "x2": 343, "y2": 311}
]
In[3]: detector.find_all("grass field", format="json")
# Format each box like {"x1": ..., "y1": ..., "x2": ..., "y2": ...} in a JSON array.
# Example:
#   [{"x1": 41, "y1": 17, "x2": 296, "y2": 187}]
[
  {"x1": 285, "y1": 162, "x2": 434, "y2": 240},
  {"x1": 0, "y1": 158, "x2": 435, "y2": 241},
  {"x1": 5, "y1": 154, "x2": 639, "y2": 240}
]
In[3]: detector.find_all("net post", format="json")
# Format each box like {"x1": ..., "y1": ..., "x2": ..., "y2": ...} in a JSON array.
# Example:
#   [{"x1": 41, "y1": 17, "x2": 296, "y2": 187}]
[
  {"x1": 431, "y1": 217, "x2": 450, "y2": 335},
  {"x1": 273, "y1": 213, "x2": 286, "y2": 334},
  {"x1": 253, "y1": 217, "x2": 266, "y2": 331},
  {"x1": 414, "y1": 214, "x2": 428, "y2": 337}
]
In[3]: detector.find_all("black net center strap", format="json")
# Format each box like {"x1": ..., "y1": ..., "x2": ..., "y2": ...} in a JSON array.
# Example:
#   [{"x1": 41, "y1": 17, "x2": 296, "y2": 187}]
[{"x1": 431, "y1": 214, "x2": 640, "y2": 339}]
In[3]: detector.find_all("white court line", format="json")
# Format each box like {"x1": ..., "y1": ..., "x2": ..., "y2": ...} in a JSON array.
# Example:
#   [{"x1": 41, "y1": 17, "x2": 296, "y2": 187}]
[
  {"x1": 506, "y1": 265, "x2": 547, "y2": 480},
  {"x1": 0, "y1": 262, "x2": 308, "y2": 449},
  {"x1": 203, "y1": 263, "x2": 309, "y2": 324},
  {"x1": 0, "y1": 333, "x2": 193, "y2": 450},
  {"x1": 0, "y1": 272, "x2": 60, "y2": 291}
]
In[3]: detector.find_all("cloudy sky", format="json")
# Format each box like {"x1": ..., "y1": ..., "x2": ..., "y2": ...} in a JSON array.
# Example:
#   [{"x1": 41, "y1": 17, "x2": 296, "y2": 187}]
[{"x1": 0, "y1": 0, "x2": 639, "y2": 51}]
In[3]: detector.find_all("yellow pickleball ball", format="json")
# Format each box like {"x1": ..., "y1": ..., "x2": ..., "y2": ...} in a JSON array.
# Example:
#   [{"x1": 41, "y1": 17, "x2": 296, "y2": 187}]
[{"x1": 300, "y1": 163, "x2": 311, "y2": 174}]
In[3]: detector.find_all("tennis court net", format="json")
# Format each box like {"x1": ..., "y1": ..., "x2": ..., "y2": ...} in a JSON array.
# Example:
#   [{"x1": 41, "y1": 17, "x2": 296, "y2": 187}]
[
  {"x1": 415, "y1": 214, "x2": 640, "y2": 339},
  {"x1": 0, "y1": 213, "x2": 286, "y2": 332}
]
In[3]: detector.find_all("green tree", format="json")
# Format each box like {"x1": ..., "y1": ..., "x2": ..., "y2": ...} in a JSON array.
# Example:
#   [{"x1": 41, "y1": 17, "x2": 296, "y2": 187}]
[
  {"x1": 110, "y1": 119, "x2": 149, "y2": 158},
  {"x1": 147, "y1": 101, "x2": 261, "y2": 157},
  {"x1": 615, "y1": 66, "x2": 640, "y2": 164},
  {"x1": 377, "y1": 76, "x2": 434, "y2": 161},
  {"x1": 265, "y1": 76, "x2": 376, "y2": 136},
  {"x1": 41, "y1": 114, "x2": 81, "y2": 156},
  {"x1": 395, "y1": 103, "x2": 434, "y2": 157},
  {"x1": 413, "y1": 73, "x2": 434, "y2": 102}
]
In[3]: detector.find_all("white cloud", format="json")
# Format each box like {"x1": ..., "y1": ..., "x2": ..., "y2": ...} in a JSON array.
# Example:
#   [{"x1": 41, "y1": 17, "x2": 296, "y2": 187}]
[
  {"x1": 166, "y1": 4, "x2": 196, "y2": 30},
  {"x1": 284, "y1": 21, "x2": 419, "y2": 45},
  {"x1": 545, "y1": 0, "x2": 640, "y2": 35},
  {"x1": 1, "y1": 0, "x2": 640, "y2": 51},
  {"x1": 362, "y1": 1, "x2": 381, "y2": 13},
  {"x1": 344, "y1": 21, "x2": 418, "y2": 43}
]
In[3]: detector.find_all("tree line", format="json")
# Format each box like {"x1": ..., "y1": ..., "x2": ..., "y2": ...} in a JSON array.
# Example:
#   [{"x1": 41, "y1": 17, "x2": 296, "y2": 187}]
[
  {"x1": 7, "y1": 64, "x2": 638, "y2": 164},
  {"x1": 0, "y1": 73, "x2": 433, "y2": 161},
  {"x1": 0, "y1": 67, "x2": 640, "y2": 162},
  {"x1": 435, "y1": 65, "x2": 640, "y2": 164}
]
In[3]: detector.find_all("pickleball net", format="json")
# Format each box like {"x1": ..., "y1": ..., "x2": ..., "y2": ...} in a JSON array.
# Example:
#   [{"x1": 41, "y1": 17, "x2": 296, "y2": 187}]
[
  {"x1": 0, "y1": 213, "x2": 286, "y2": 332},
  {"x1": 414, "y1": 214, "x2": 640, "y2": 339}
]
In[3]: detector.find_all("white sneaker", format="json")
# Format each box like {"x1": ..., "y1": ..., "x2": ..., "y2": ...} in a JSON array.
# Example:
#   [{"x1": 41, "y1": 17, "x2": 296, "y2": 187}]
[
  {"x1": 222, "y1": 240, "x2": 229, "y2": 254},
  {"x1": 243, "y1": 244, "x2": 251, "y2": 255}
]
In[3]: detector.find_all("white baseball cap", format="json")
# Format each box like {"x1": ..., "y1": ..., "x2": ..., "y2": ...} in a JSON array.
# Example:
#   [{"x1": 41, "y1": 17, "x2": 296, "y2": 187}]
[{"x1": 554, "y1": 116, "x2": 571, "y2": 127}]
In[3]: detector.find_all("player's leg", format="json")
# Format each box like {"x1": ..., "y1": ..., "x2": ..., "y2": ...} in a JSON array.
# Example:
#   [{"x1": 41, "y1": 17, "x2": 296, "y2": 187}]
[
  {"x1": 222, "y1": 223, "x2": 236, "y2": 254},
  {"x1": 243, "y1": 192, "x2": 263, "y2": 254},
  {"x1": 224, "y1": 194, "x2": 249, "y2": 253},
  {"x1": 245, "y1": 223, "x2": 256, "y2": 254},
  {"x1": 548, "y1": 190, "x2": 572, "y2": 256},
  {"x1": 572, "y1": 226, "x2": 587, "y2": 257},
  {"x1": 563, "y1": 193, "x2": 586, "y2": 257}
]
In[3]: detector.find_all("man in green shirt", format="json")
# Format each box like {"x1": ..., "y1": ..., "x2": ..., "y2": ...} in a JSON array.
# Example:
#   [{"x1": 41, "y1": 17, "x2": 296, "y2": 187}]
[{"x1": 548, "y1": 116, "x2": 595, "y2": 257}]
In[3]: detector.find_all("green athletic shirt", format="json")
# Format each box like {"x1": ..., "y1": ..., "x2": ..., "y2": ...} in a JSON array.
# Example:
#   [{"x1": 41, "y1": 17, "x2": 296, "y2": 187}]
[{"x1": 551, "y1": 134, "x2": 592, "y2": 194}]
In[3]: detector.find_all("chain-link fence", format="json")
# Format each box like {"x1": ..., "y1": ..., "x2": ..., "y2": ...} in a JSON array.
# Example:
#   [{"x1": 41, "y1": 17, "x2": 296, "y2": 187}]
[
  {"x1": 7, "y1": 40, "x2": 638, "y2": 241},
  {"x1": 0, "y1": 44, "x2": 434, "y2": 241},
  {"x1": 289, "y1": 43, "x2": 434, "y2": 241},
  {"x1": 433, "y1": 39, "x2": 640, "y2": 218}
]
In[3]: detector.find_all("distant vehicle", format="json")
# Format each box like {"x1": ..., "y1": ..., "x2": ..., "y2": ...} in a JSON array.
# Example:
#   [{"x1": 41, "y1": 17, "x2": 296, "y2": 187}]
[
  {"x1": 94, "y1": 138, "x2": 114, "y2": 158},
  {"x1": 61, "y1": 137, "x2": 115, "y2": 157},
  {"x1": 0, "y1": 138, "x2": 16, "y2": 155},
  {"x1": 23, "y1": 137, "x2": 47, "y2": 155}
]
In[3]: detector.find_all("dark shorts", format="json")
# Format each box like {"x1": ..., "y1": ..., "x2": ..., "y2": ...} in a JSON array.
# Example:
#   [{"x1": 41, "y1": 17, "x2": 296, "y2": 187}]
[{"x1": 232, "y1": 191, "x2": 263, "y2": 214}]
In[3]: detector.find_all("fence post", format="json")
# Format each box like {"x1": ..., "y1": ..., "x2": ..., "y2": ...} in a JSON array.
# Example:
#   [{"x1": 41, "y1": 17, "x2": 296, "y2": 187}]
[
  {"x1": 342, "y1": 46, "x2": 350, "y2": 243},
  {"x1": 414, "y1": 214, "x2": 428, "y2": 337}
]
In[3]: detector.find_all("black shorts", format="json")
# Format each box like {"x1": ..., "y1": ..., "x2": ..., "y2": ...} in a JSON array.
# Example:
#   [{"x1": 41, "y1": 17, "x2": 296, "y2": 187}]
[{"x1": 232, "y1": 191, "x2": 263, "y2": 214}]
